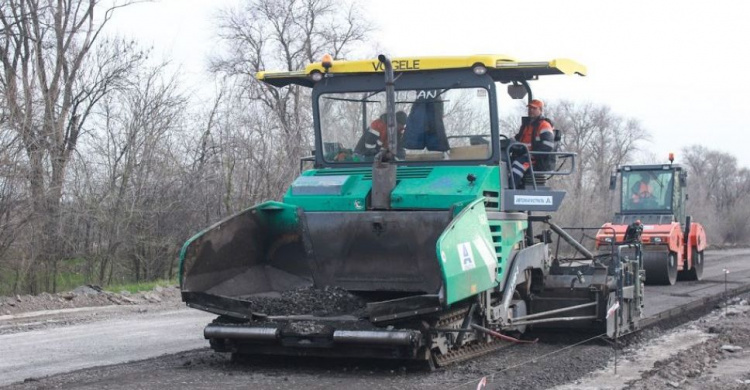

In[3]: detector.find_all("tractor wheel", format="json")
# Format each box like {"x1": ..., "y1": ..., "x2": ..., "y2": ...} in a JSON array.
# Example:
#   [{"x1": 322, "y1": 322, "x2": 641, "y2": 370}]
[
  {"x1": 643, "y1": 250, "x2": 678, "y2": 285},
  {"x1": 683, "y1": 248, "x2": 704, "y2": 281}
]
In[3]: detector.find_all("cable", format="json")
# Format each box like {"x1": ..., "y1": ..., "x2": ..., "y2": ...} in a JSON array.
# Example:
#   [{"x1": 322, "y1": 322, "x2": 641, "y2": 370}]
[{"x1": 446, "y1": 333, "x2": 607, "y2": 390}]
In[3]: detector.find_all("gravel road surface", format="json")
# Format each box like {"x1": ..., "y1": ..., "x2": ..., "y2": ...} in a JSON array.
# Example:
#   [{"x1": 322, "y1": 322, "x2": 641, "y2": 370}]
[{"x1": 1, "y1": 249, "x2": 749, "y2": 389}]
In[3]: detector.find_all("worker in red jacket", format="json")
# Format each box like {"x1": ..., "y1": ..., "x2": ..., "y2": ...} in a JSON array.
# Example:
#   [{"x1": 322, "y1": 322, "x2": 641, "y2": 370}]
[
  {"x1": 510, "y1": 99, "x2": 555, "y2": 189},
  {"x1": 354, "y1": 111, "x2": 407, "y2": 160}
]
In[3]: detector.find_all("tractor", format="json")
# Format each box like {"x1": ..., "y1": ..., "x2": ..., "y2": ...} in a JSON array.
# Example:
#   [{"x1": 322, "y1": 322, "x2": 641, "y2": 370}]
[
  {"x1": 596, "y1": 156, "x2": 707, "y2": 285},
  {"x1": 178, "y1": 54, "x2": 646, "y2": 367}
]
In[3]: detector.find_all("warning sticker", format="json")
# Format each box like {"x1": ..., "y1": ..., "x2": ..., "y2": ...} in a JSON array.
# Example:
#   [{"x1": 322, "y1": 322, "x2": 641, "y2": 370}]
[{"x1": 457, "y1": 242, "x2": 476, "y2": 271}]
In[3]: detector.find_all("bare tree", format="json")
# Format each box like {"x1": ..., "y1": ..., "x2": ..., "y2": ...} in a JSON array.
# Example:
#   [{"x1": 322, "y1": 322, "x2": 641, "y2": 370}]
[
  {"x1": 0, "y1": 0, "x2": 144, "y2": 292},
  {"x1": 682, "y1": 145, "x2": 750, "y2": 244},
  {"x1": 0, "y1": 122, "x2": 28, "y2": 294},
  {"x1": 202, "y1": 0, "x2": 371, "y2": 209},
  {"x1": 68, "y1": 62, "x2": 187, "y2": 285}
]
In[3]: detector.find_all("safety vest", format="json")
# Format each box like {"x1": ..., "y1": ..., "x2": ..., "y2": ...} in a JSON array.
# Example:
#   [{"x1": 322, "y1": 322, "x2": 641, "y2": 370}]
[
  {"x1": 517, "y1": 117, "x2": 554, "y2": 150},
  {"x1": 516, "y1": 117, "x2": 556, "y2": 171},
  {"x1": 631, "y1": 182, "x2": 653, "y2": 203}
]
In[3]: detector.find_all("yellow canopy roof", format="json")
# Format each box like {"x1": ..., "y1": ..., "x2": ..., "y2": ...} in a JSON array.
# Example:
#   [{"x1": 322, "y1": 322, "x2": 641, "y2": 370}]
[{"x1": 256, "y1": 54, "x2": 586, "y2": 87}]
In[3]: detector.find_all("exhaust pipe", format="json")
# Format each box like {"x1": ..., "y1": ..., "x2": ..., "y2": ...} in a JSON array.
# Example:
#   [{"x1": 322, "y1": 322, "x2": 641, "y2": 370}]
[{"x1": 371, "y1": 54, "x2": 397, "y2": 210}]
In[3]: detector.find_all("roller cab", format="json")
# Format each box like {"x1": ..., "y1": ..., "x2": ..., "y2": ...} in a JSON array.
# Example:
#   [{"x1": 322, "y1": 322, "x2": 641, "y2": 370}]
[{"x1": 597, "y1": 161, "x2": 708, "y2": 285}]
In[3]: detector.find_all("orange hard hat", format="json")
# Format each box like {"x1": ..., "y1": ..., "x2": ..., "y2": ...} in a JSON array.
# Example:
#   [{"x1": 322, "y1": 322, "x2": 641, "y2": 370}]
[{"x1": 527, "y1": 99, "x2": 544, "y2": 109}]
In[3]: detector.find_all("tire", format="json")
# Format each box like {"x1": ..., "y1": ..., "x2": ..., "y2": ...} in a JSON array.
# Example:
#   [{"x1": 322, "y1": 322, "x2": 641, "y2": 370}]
[{"x1": 683, "y1": 248, "x2": 704, "y2": 281}]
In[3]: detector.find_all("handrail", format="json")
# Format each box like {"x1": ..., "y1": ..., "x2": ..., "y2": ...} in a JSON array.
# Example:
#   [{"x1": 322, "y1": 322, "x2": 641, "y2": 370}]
[
  {"x1": 528, "y1": 151, "x2": 577, "y2": 176},
  {"x1": 504, "y1": 141, "x2": 577, "y2": 190}
]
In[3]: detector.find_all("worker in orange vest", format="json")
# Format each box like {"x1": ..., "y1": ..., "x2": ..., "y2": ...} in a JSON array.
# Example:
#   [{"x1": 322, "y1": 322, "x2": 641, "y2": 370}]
[
  {"x1": 631, "y1": 174, "x2": 654, "y2": 205},
  {"x1": 510, "y1": 99, "x2": 555, "y2": 189}
]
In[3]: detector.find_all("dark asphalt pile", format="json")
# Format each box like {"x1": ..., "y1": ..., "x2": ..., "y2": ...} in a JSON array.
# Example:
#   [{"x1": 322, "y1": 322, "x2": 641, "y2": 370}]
[{"x1": 242, "y1": 286, "x2": 368, "y2": 317}]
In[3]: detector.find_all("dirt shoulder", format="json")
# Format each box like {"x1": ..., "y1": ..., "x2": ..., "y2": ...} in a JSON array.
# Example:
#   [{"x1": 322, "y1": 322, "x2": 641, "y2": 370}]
[
  {"x1": 0, "y1": 285, "x2": 183, "y2": 315},
  {"x1": 0, "y1": 285, "x2": 185, "y2": 335},
  {"x1": 625, "y1": 300, "x2": 750, "y2": 390},
  {"x1": 557, "y1": 297, "x2": 750, "y2": 390}
]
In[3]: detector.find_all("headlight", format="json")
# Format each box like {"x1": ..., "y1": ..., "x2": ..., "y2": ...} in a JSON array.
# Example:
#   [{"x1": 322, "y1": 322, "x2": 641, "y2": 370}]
[{"x1": 472, "y1": 65, "x2": 487, "y2": 75}]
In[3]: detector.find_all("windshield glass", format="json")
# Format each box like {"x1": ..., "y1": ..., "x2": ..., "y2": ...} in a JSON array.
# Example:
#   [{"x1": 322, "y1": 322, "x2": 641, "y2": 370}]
[
  {"x1": 621, "y1": 170, "x2": 674, "y2": 212},
  {"x1": 318, "y1": 87, "x2": 492, "y2": 163}
]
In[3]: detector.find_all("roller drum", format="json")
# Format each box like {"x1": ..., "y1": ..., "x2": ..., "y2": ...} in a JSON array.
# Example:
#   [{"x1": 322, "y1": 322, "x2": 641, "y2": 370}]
[{"x1": 642, "y1": 247, "x2": 676, "y2": 285}]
